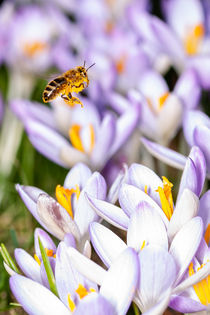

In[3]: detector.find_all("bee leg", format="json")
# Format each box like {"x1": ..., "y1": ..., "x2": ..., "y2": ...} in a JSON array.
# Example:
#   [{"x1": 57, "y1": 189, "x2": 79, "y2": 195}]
[{"x1": 70, "y1": 95, "x2": 84, "y2": 108}]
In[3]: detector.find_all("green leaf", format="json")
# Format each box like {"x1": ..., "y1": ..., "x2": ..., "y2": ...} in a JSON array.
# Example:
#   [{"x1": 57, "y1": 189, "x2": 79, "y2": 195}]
[
  {"x1": 38, "y1": 237, "x2": 59, "y2": 297},
  {"x1": 0, "y1": 244, "x2": 20, "y2": 274}
]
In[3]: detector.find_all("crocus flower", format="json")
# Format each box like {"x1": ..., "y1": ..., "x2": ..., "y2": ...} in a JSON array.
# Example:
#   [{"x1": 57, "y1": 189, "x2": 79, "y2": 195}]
[
  {"x1": 109, "y1": 67, "x2": 201, "y2": 144},
  {"x1": 67, "y1": 241, "x2": 210, "y2": 314},
  {"x1": 141, "y1": 109, "x2": 210, "y2": 178},
  {"x1": 16, "y1": 162, "x2": 108, "y2": 251},
  {"x1": 128, "y1": 0, "x2": 210, "y2": 88},
  {"x1": 11, "y1": 97, "x2": 140, "y2": 172},
  {"x1": 10, "y1": 246, "x2": 139, "y2": 315},
  {"x1": 86, "y1": 146, "x2": 206, "y2": 242}
]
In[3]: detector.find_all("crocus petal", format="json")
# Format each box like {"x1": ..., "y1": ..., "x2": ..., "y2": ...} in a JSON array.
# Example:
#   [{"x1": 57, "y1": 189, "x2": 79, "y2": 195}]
[
  {"x1": 109, "y1": 104, "x2": 140, "y2": 157},
  {"x1": 55, "y1": 242, "x2": 90, "y2": 307},
  {"x1": 198, "y1": 190, "x2": 210, "y2": 229},
  {"x1": 74, "y1": 294, "x2": 115, "y2": 315},
  {"x1": 64, "y1": 163, "x2": 92, "y2": 190},
  {"x1": 173, "y1": 261, "x2": 210, "y2": 294},
  {"x1": 64, "y1": 233, "x2": 76, "y2": 248},
  {"x1": 67, "y1": 247, "x2": 106, "y2": 286},
  {"x1": 177, "y1": 146, "x2": 206, "y2": 200},
  {"x1": 183, "y1": 110, "x2": 210, "y2": 147},
  {"x1": 136, "y1": 245, "x2": 177, "y2": 312},
  {"x1": 14, "y1": 249, "x2": 42, "y2": 283},
  {"x1": 188, "y1": 56, "x2": 210, "y2": 90},
  {"x1": 10, "y1": 99, "x2": 56, "y2": 129},
  {"x1": 167, "y1": 189, "x2": 199, "y2": 241},
  {"x1": 91, "y1": 114, "x2": 116, "y2": 170},
  {"x1": 10, "y1": 275, "x2": 70, "y2": 315},
  {"x1": 107, "y1": 164, "x2": 127, "y2": 204},
  {"x1": 142, "y1": 292, "x2": 172, "y2": 315},
  {"x1": 74, "y1": 172, "x2": 107, "y2": 238},
  {"x1": 16, "y1": 184, "x2": 47, "y2": 229},
  {"x1": 90, "y1": 222, "x2": 127, "y2": 268},
  {"x1": 108, "y1": 92, "x2": 130, "y2": 114},
  {"x1": 127, "y1": 163, "x2": 162, "y2": 206},
  {"x1": 37, "y1": 194, "x2": 81, "y2": 241},
  {"x1": 151, "y1": 15, "x2": 185, "y2": 62},
  {"x1": 195, "y1": 238, "x2": 208, "y2": 263},
  {"x1": 194, "y1": 124, "x2": 210, "y2": 170},
  {"x1": 100, "y1": 248, "x2": 139, "y2": 315},
  {"x1": 59, "y1": 143, "x2": 89, "y2": 167},
  {"x1": 25, "y1": 118, "x2": 70, "y2": 167},
  {"x1": 34, "y1": 228, "x2": 56, "y2": 260},
  {"x1": 169, "y1": 295, "x2": 206, "y2": 313},
  {"x1": 174, "y1": 68, "x2": 201, "y2": 110},
  {"x1": 119, "y1": 184, "x2": 169, "y2": 226},
  {"x1": 169, "y1": 217, "x2": 203, "y2": 285},
  {"x1": 83, "y1": 240, "x2": 92, "y2": 259},
  {"x1": 127, "y1": 202, "x2": 168, "y2": 251},
  {"x1": 141, "y1": 137, "x2": 187, "y2": 170},
  {"x1": 86, "y1": 194, "x2": 129, "y2": 230}
]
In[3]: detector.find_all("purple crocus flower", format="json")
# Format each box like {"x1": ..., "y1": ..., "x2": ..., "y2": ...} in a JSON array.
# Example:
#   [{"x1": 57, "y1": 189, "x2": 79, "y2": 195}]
[
  {"x1": 15, "y1": 162, "x2": 125, "y2": 250},
  {"x1": 10, "y1": 246, "x2": 139, "y2": 315},
  {"x1": 85, "y1": 146, "x2": 206, "y2": 240},
  {"x1": 109, "y1": 67, "x2": 201, "y2": 144},
  {"x1": 128, "y1": 0, "x2": 210, "y2": 88},
  {"x1": 11, "y1": 97, "x2": 140, "y2": 172},
  {"x1": 141, "y1": 109, "x2": 210, "y2": 177}
]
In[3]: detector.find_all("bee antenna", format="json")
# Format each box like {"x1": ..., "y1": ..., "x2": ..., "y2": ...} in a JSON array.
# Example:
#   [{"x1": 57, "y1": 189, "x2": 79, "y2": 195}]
[
  {"x1": 83, "y1": 60, "x2": 86, "y2": 68},
  {"x1": 86, "y1": 63, "x2": 96, "y2": 71}
]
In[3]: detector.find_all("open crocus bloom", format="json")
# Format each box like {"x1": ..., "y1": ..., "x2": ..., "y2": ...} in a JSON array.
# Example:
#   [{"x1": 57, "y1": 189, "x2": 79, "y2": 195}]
[
  {"x1": 3, "y1": 4, "x2": 72, "y2": 73},
  {"x1": 128, "y1": 0, "x2": 210, "y2": 88},
  {"x1": 16, "y1": 163, "x2": 109, "y2": 251},
  {"x1": 141, "y1": 109, "x2": 210, "y2": 178},
  {"x1": 11, "y1": 96, "x2": 140, "y2": 172},
  {"x1": 109, "y1": 67, "x2": 201, "y2": 145},
  {"x1": 10, "y1": 246, "x2": 139, "y2": 315},
  {"x1": 86, "y1": 146, "x2": 206, "y2": 241}
]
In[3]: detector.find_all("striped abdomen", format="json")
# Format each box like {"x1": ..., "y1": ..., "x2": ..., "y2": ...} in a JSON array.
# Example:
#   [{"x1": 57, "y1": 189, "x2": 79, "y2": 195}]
[{"x1": 42, "y1": 76, "x2": 67, "y2": 103}]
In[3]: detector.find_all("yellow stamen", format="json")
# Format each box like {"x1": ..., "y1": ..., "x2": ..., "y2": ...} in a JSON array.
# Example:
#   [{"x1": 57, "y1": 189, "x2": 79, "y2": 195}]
[
  {"x1": 189, "y1": 262, "x2": 210, "y2": 305},
  {"x1": 56, "y1": 184, "x2": 80, "y2": 219},
  {"x1": 76, "y1": 284, "x2": 89, "y2": 299},
  {"x1": 184, "y1": 23, "x2": 204, "y2": 55},
  {"x1": 156, "y1": 176, "x2": 173, "y2": 220},
  {"x1": 116, "y1": 55, "x2": 127, "y2": 74},
  {"x1": 158, "y1": 92, "x2": 169, "y2": 110},
  {"x1": 34, "y1": 254, "x2": 41, "y2": 266},
  {"x1": 89, "y1": 288, "x2": 96, "y2": 293},
  {"x1": 140, "y1": 240, "x2": 146, "y2": 251},
  {"x1": 89, "y1": 124, "x2": 95, "y2": 153},
  {"x1": 53, "y1": 254, "x2": 56, "y2": 258},
  {"x1": 23, "y1": 41, "x2": 47, "y2": 57},
  {"x1": 144, "y1": 185, "x2": 148, "y2": 194},
  {"x1": 68, "y1": 293, "x2": 76, "y2": 312},
  {"x1": 204, "y1": 224, "x2": 210, "y2": 245},
  {"x1": 105, "y1": 20, "x2": 114, "y2": 33},
  {"x1": 69, "y1": 125, "x2": 84, "y2": 152},
  {"x1": 45, "y1": 248, "x2": 54, "y2": 257}
]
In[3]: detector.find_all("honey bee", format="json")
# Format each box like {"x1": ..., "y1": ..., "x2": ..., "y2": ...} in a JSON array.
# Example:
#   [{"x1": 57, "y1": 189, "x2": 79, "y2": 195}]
[{"x1": 42, "y1": 62, "x2": 95, "y2": 107}]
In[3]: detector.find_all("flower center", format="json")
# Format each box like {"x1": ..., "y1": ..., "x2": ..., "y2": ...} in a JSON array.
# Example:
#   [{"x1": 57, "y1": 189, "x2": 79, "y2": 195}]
[
  {"x1": 189, "y1": 262, "x2": 210, "y2": 305},
  {"x1": 34, "y1": 248, "x2": 56, "y2": 265},
  {"x1": 115, "y1": 55, "x2": 127, "y2": 74},
  {"x1": 69, "y1": 124, "x2": 95, "y2": 153},
  {"x1": 156, "y1": 176, "x2": 174, "y2": 220},
  {"x1": 184, "y1": 23, "x2": 204, "y2": 55},
  {"x1": 56, "y1": 184, "x2": 80, "y2": 219},
  {"x1": 23, "y1": 41, "x2": 47, "y2": 57},
  {"x1": 158, "y1": 92, "x2": 169, "y2": 110},
  {"x1": 204, "y1": 224, "x2": 210, "y2": 246},
  {"x1": 67, "y1": 284, "x2": 96, "y2": 312}
]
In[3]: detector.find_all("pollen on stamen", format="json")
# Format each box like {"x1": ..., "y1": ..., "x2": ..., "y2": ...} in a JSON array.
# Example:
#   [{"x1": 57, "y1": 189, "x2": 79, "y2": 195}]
[
  {"x1": 45, "y1": 248, "x2": 54, "y2": 257},
  {"x1": 68, "y1": 293, "x2": 76, "y2": 312},
  {"x1": 69, "y1": 124, "x2": 84, "y2": 152},
  {"x1": 189, "y1": 261, "x2": 210, "y2": 305},
  {"x1": 156, "y1": 176, "x2": 174, "y2": 220},
  {"x1": 158, "y1": 92, "x2": 169, "y2": 110},
  {"x1": 56, "y1": 184, "x2": 81, "y2": 219},
  {"x1": 34, "y1": 254, "x2": 41, "y2": 266},
  {"x1": 204, "y1": 224, "x2": 210, "y2": 245}
]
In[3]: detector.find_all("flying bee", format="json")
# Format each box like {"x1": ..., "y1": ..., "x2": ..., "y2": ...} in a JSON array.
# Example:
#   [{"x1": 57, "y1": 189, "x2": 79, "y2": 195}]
[{"x1": 42, "y1": 62, "x2": 95, "y2": 107}]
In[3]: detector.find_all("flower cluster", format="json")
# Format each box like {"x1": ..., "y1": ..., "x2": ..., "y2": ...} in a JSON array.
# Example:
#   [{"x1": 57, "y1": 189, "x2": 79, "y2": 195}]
[{"x1": 0, "y1": 0, "x2": 210, "y2": 315}]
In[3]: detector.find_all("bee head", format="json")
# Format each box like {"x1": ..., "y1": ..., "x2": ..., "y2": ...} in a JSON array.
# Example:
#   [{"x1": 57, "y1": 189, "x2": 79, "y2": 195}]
[{"x1": 76, "y1": 66, "x2": 87, "y2": 78}]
